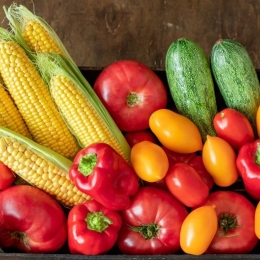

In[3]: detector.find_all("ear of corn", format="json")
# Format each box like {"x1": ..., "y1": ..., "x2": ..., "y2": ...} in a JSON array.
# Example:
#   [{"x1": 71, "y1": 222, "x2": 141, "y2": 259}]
[
  {"x1": 0, "y1": 28, "x2": 80, "y2": 159},
  {"x1": 3, "y1": 3, "x2": 68, "y2": 57},
  {"x1": 4, "y1": 3, "x2": 131, "y2": 161},
  {"x1": 0, "y1": 126, "x2": 90, "y2": 208},
  {"x1": 0, "y1": 83, "x2": 31, "y2": 139},
  {"x1": 36, "y1": 54, "x2": 130, "y2": 161}
]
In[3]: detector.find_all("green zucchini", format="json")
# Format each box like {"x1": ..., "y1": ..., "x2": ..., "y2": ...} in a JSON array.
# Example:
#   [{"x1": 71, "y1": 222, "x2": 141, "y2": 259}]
[
  {"x1": 165, "y1": 38, "x2": 217, "y2": 142},
  {"x1": 210, "y1": 39, "x2": 260, "y2": 133}
]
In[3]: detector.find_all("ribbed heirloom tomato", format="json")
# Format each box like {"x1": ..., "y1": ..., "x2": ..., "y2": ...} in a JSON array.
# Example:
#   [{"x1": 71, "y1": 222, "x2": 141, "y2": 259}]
[
  {"x1": 0, "y1": 185, "x2": 67, "y2": 253},
  {"x1": 93, "y1": 60, "x2": 167, "y2": 132},
  {"x1": 201, "y1": 191, "x2": 258, "y2": 254},
  {"x1": 117, "y1": 186, "x2": 188, "y2": 255}
]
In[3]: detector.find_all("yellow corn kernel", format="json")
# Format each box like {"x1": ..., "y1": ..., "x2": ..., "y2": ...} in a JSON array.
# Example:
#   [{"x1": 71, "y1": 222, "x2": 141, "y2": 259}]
[
  {"x1": 0, "y1": 136, "x2": 90, "y2": 208},
  {"x1": 0, "y1": 40, "x2": 79, "y2": 159},
  {"x1": 50, "y1": 74, "x2": 127, "y2": 160},
  {"x1": 0, "y1": 84, "x2": 31, "y2": 139},
  {"x1": 22, "y1": 19, "x2": 63, "y2": 54}
]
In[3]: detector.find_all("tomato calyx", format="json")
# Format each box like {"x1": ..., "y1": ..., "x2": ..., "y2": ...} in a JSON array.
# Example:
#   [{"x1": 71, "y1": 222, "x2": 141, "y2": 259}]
[
  {"x1": 85, "y1": 211, "x2": 113, "y2": 233},
  {"x1": 78, "y1": 153, "x2": 97, "y2": 176},
  {"x1": 218, "y1": 212, "x2": 241, "y2": 237},
  {"x1": 11, "y1": 231, "x2": 30, "y2": 249},
  {"x1": 131, "y1": 223, "x2": 160, "y2": 240},
  {"x1": 126, "y1": 92, "x2": 140, "y2": 107}
]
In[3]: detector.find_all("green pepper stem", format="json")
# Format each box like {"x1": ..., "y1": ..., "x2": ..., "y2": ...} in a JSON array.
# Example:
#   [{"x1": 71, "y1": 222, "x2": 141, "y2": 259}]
[
  {"x1": 85, "y1": 211, "x2": 112, "y2": 233},
  {"x1": 131, "y1": 223, "x2": 160, "y2": 240},
  {"x1": 78, "y1": 153, "x2": 97, "y2": 176}
]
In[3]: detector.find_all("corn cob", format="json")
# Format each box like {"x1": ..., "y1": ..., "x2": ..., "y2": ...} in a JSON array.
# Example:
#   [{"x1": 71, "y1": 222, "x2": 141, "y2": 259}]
[
  {"x1": 36, "y1": 54, "x2": 130, "y2": 160},
  {"x1": 0, "y1": 28, "x2": 80, "y2": 159},
  {"x1": 0, "y1": 126, "x2": 90, "y2": 208},
  {"x1": 4, "y1": 3, "x2": 131, "y2": 161},
  {"x1": 0, "y1": 83, "x2": 31, "y2": 138},
  {"x1": 4, "y1": 3, "x2": 70, "y2": 57}
]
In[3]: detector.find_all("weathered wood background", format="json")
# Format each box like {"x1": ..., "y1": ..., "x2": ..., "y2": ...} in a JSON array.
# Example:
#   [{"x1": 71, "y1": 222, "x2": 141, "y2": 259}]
[{"x1": 0, "y1": 0, "x2": 259, "y2": 70}]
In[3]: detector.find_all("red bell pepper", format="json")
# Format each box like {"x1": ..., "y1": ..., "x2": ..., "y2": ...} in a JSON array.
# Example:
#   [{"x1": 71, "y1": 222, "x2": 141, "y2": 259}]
[
  {"x1": 68, "y1": 199, "x2": 122, "y2": 255},
  {"x1": 236, "y1": 139, "x2": 260, "y2": 200},
  {"x1": 69, "y1": 142, "x2": 139, "y2": 211}
]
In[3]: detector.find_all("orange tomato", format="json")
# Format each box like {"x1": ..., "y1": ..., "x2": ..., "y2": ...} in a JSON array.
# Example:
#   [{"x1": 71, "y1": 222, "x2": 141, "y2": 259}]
[
  {"x1": 256, "y1": 105, "x2": 260, "y2": 138},
  {"x1": 180, "y1": 205, "x2": 218, "y2": 255},
  {"x1": 202, "y1": 135, "x2": 239, "y2": 187},
  {"x1": 149, "y1": 109, "x2": 203, "y2": 153},
  {"x1": 130, "y1": 141, "x2": 169, "y2": 182},
  {"x1": 255, "y1": 201, "x2": 260, "y2": 239}
]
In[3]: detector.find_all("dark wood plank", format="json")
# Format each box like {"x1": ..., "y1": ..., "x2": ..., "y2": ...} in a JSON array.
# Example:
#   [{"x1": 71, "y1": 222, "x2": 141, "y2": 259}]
[{"x1": 0, "y1": 0, "x2": 259, "y2": 69}]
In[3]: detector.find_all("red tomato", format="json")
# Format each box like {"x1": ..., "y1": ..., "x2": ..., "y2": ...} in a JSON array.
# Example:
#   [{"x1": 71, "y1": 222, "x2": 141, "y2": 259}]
[
  {"x1": 0, "y1": 185, "x2": 67, "y2": 253},
  {"x1": 162, "y1": 147, "x2": 214, "y2": 190},
  {"x1": 0, "y1": 162, "x2": 16, "y2": 190},
  {"x1": 161, "y1": 146, "x2": 196, "y2": 166},
  {"x1": 188, "y1": 155, "x2": 214, "y2": 190},
  {"x1": 117, "y1": 186, "x2": 188, "y2": 255},
  {"x1": 94, "y1": 60, "x2": 167, "y2": 131},
  {"x1": 165, "y1": 163, "x2": 209, "y2": 208},
  {"x1": 200, "y1": 191, "x2": 258, "y2": 254},
  {"x1": 124, "y1": 130, "x2": 157, "y2": 147},
  {"x1": 213, "y1": 108, "x2": 255, "y2": 151}
]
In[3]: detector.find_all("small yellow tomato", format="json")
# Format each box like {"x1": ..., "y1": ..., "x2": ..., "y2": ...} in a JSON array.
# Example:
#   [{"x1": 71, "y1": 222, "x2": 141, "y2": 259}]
[
  {"x1": 255, "y1": 201, "x2": 260, "y2": 239},
  {"x1": 202, "y1": 135, "x2": 239, "y2": 187},
  {"x1": 149, "y1": 109, "x2": 203, "y2": 153},
  {"x1": 130, "y1": 141, "x2": 169, "y2": 182},
  {"x1": 180, "y1": 205, "x2": 218, "y2": 255}
]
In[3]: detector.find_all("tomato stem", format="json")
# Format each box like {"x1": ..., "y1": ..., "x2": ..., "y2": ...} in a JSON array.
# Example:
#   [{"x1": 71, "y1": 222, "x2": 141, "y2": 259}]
[
  {"x1": 85, "y1": 211, "x2": 112, "y2": 233},
  {"x1": 219, "y1": 112, "x2": 225, "y2": 118},
  {"x1": 218, "y1": 212, "x2": 241, "y2": 236},
  {"x1": 12, "y1": 231, "x2": 30, "y2": 249},
  {"x1": 78, "y1": 153, "x2": 97, "y2": 176},
  {"x1": 126, "y1": 92, "x2": 140, "y2": 107},
  {"x1": 131, "y1": 223, "x2": 160, "y2": 240}
]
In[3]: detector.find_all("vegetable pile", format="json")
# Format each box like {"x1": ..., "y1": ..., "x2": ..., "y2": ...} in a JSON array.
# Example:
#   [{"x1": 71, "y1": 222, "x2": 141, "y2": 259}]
[{"x1": 0, "y1": 2, "x2": 260, "y2": 257}]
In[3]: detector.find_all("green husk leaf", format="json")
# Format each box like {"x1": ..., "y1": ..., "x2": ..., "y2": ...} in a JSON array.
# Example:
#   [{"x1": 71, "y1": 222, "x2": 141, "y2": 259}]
[
  {"x1": 3, "y1": 3, "x2": 71, "y2": 59},
  {"x1": 0, "y1": 126, "x2": 72, "y2": 172}
]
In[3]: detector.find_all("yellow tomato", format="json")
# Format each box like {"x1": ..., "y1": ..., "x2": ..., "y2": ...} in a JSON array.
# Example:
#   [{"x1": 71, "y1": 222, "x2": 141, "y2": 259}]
[
  {"x1": 256, "y1": 106, "x2": 260, "y2": 138},
  {"x1": 130, "y1": 140, "x2": 169, "y2": 182},
  {"x1": 149, "y1": 109, "x2": 203, "y2": 153},
  {"x1": 255, "y1": 201, "x2": 260, "y2": 239},
  {"x1": 180, "y1": 205, "x2": 218, "y2": 255},
  {"x1": 202, "y1": 135, "x2": 239, "y2": 187}
]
